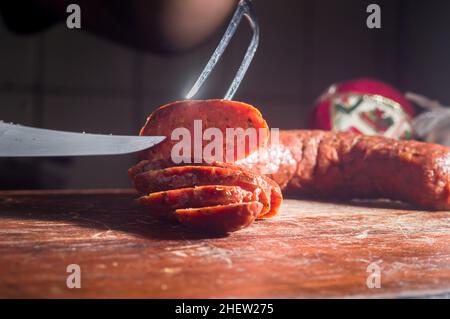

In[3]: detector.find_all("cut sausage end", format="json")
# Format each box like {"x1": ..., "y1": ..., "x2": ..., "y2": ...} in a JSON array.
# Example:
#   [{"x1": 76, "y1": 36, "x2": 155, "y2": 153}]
[{"x1": 139, "y1": 99, "x2": 269, "y2": 162}]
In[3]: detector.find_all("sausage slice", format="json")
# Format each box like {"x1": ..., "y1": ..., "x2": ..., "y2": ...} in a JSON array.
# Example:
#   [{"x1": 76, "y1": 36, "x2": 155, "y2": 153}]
[
  {"x1": 139, "y1": 99, "x2": 269, "y2": 163},
  {"x1": 175, "y1": 202, "x2": 263, "y2": 233}
]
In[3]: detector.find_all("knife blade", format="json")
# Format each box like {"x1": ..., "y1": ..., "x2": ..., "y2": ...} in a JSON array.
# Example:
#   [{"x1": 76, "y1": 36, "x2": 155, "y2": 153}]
[{"x1": 0, "y1": 122, "x2": 165, "y2": 157}]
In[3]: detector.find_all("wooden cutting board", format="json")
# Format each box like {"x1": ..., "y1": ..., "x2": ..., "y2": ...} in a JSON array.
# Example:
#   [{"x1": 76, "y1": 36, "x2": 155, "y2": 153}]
[{"x1": 0, "y1": 189, "x2": 449, "y2": 298}]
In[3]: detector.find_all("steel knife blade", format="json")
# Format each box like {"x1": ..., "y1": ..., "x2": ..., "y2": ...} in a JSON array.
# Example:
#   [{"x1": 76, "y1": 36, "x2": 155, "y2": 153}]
[{"x1": 0, "y1": 122, "x2": 165, "y2": 157}]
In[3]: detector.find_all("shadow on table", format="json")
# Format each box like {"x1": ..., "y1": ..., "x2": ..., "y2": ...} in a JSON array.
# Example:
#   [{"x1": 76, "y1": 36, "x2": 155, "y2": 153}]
[
  {"x1": 308, "y1": 198, "x2": 423, "y2": 212},
  {"x1": 0, "y1": 191, "x2": 427, "y2": 241},
  {"x1": 0, "y1": 191, "x2": 229, "y2": 240}
]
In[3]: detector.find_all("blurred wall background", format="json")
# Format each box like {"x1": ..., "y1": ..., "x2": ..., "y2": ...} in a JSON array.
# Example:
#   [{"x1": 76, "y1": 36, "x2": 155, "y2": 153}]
[{"x1": 1, "y1": 0, "x2": 450, "y2": 189}]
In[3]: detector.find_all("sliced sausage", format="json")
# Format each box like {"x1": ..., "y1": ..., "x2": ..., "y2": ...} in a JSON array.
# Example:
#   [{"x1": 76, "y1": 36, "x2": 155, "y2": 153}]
[
  {"x1": 132, "y1": 165, "x2": 273, "y2": 216},
  {"x1": 175, "y1": 202, "x2": 263, "y2": 233},
  {"x1": 137, "y1": 185, "x2": 253, "y2": 218}
]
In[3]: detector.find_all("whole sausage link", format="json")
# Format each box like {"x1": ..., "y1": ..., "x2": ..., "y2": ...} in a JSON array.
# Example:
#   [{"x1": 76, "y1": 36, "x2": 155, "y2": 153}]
[{"x1": 240, "y1": 130, "x2": 450, "y2": 210}]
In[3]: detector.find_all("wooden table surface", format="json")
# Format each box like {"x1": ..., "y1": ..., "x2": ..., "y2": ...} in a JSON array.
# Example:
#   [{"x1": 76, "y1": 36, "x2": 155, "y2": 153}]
[{"x1": 0, "y1": 189, "x2": 449, "y2": 298}]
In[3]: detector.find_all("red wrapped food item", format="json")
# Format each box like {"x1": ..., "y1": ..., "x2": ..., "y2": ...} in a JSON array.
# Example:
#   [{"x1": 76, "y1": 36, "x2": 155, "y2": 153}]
[{"x1": 309, "y1": 78, "x2": 414, "y2": 139}]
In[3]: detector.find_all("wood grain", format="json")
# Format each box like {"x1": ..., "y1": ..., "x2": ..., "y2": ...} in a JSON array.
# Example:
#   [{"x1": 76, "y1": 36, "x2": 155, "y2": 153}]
[{"x1": 0, "y1": 189, "x2": 449, "y2": 298}]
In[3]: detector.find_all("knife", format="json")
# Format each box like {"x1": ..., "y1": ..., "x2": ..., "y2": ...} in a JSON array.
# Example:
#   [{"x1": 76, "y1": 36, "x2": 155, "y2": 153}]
[{"x1": 0, "y1": 122, "x2": 165, "y2": 157}]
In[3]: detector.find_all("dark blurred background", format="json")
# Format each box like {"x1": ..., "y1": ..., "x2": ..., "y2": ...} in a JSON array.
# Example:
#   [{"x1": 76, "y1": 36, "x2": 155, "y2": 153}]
[{"x1": 1, "y1": 0, "x2": 450, "y2": 189}]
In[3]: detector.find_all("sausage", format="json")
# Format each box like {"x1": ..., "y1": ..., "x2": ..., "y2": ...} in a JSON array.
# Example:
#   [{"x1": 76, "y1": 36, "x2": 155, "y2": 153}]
[
  {"x1": 132, "y1": 99, "x2": 279, "y2": 232},
  {"x1": 132, "y1": 164, "x2": 280, "y2": 217},
  {"x1": 239, "y1": 130, "x2": 450, "y2": 210},
  {"x1": 130, "y1": 99, "x2": 450, "y2": 234},
  {"x1": 139, "y1": 99, "x2": 269, "y2": 162},
  {"x1": 130, "y1": 159, "x2": 282, "y2": 218},
  {"x1": 137, "y1": 185, "x2": 253, "y2": 218},
  {"x1": 175, "y1": 202, "x2": 263, "y2": 233}
]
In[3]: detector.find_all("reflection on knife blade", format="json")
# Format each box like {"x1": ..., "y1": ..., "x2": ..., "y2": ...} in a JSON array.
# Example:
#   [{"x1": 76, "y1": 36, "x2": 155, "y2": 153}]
[{"x1": 0, "y1": 122, "x2": 165, "y2": 157}]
